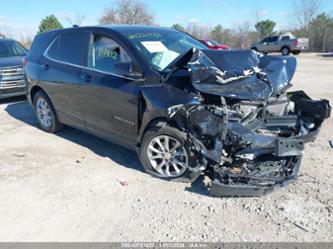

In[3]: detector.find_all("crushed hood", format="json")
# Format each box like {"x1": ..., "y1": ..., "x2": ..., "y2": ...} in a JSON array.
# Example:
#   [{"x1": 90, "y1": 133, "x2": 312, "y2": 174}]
[{"x1": 187, "y1": 49, "x2": 297, "y2": 101}]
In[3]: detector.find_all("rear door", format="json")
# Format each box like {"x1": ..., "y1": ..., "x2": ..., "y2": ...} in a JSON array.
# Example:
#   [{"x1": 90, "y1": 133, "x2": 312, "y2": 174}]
[
  {"x1": 42, "y1": 31, "x2": 90, "y2": 129},
  {"x1": 80, "y1": 33, "x2": 143, "y2": 146}
]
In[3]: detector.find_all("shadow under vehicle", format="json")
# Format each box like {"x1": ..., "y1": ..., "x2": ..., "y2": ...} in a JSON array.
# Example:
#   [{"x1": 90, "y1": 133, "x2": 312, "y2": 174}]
[{"x1": 24, "y1": 25, "x2": 330, "y2": 197}]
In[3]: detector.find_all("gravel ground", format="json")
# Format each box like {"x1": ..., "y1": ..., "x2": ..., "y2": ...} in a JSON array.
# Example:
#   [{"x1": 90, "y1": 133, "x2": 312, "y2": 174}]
[{"x1": 0, "y1": 53, "x2": 332, "y2": 242}]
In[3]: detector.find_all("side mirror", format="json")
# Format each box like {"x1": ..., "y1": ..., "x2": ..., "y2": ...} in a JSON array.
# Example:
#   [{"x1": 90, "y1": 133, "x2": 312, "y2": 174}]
[
  {"x1": 114, "y1": 62, "x2": 131, "y2": 73},
  {"x1": 114, "y1": 62, "x2": 143, "y2": 81}
]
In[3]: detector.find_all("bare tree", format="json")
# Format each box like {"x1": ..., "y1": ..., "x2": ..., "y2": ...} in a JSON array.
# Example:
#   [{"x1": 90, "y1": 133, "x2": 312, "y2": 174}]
[
  {"x1": 292, "y1": 0, "x2": 323, "y2": 35},
  {"x1": 62, "y1": 12, "x2": 86, "y2": 26},
  {"x1": 99, "y1": 0, "x2": 155, "y2": 25},
  {"x1": 19, "y1": 34, "x2": 33, "y2": 48},
  {"x1": 232, "y1": 21, "x2": 252, "y2": 48},
  {"x1": 185, "y1": 21, "x2": 211, "y2": 38}
]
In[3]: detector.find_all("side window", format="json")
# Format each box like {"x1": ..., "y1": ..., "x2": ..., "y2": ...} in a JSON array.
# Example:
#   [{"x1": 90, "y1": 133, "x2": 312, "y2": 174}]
[
  {"x1": 46, "y1": 32, "x2": 89, "y2": 66},
  {"x1": 262, "y1": 38, "x2": 269, "y2": 43},
  {"x1": 281, "y1": 36, "x2": 290, "y2": 41},
  {"x1": 270, "y1": 36, "x2": 278, "y2": 42},
  {"x1": 88, "y1": 35, "x2": 132, "y2": 74}
]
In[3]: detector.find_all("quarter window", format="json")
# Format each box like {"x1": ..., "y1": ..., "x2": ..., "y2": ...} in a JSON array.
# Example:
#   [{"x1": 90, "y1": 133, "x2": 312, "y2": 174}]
[
  {"x1": 46, "y1": 32, "x2": 89, "y2": 66},
  {"x1": 88, "y1": 36, "x2": 132, "y2": 75}
]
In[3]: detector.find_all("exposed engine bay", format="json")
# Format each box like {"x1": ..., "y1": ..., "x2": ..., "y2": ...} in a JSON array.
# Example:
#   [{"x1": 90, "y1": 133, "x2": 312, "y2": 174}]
[{"x1": 142, "y1": 49, "x2": 331, "y2": 197}]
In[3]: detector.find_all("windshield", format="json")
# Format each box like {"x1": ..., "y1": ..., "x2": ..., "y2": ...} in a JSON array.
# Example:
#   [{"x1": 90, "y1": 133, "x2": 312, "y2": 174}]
[
  {"x1": 122, "y1": 29, "x2": 206, "y2": 71},
  {"x1": 0, "y1": 41, "x2": 27, "y2": 58}
]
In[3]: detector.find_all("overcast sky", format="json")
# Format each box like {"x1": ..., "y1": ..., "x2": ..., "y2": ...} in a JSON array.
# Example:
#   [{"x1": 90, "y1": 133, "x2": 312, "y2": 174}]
[{"x1": 1, "y1": 0, "x2": 332, "y2": 38}]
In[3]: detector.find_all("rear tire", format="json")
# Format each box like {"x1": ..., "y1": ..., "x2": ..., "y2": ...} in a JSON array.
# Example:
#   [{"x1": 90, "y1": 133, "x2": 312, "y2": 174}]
[
  {"x1": 139, "y1": 125, "x2": 196, "y2": 181},
  {"x1": 281, "y1": 46, "x2": 291, "y2": 56},
  {"x1": 33, "y1": 91, "x2": 63, "y2": 133}
]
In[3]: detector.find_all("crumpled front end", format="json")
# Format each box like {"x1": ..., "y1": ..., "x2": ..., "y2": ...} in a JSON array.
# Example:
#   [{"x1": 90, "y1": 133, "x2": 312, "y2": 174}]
[{"x1": 164, "y1": 49, "x2": 331, "y2": 197}]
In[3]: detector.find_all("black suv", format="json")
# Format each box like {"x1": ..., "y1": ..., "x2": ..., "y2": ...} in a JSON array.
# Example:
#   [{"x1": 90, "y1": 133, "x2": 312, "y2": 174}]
[
  {"x1": 0, "y1": 37, "x2": 27, "y2": 99},
  {"x1": 25, "y1": 26, "x2": 330, "y2": 197}
]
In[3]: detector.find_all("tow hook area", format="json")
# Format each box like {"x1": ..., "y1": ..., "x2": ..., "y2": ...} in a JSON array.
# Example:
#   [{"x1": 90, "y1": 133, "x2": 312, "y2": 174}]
[{"x1": 209, "y1": 156, "x2": 302, "y2": 197}]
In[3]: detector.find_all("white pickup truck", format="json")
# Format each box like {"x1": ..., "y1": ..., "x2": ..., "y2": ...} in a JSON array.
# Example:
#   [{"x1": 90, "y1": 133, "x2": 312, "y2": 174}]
[{"x1": 251, "y1": 35, "x2": 309, "y2": 56}]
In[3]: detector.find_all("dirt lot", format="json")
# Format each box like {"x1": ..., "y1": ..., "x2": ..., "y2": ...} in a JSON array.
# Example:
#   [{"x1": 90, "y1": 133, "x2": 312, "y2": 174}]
[{"x1": 0, "y1": 53, "x2": 332, "y2": 242}]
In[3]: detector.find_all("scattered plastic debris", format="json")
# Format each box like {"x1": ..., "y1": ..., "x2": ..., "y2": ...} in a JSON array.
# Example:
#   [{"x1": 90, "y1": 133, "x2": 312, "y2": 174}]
[
  {"x1": 12, "y1": 153, "x2": 25, "y2": 158},
  {"x1": 329, "y1": 140, "x2": 333, "y2": 149},
  {"x1": 117, "y1": 179, "x2": 128, "y2": 187}
]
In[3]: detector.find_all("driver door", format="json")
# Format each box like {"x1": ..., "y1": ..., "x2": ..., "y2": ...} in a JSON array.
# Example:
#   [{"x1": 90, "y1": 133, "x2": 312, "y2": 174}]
[
  {"x1": 266, "y1": 36, "x2": 279, "y2": 52},
  {"x1": 81, "y1": 34, "x2": 142, "y2": 147}
]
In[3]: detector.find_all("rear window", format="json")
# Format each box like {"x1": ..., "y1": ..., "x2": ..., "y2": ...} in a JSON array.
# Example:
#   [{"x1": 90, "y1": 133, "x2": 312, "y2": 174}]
[
  {"x1": 46, "y1": 32, "x2": 90, "y2": 66},
  {"x1": 28, "y1": 33, "x2": 57, "y2": 62}
]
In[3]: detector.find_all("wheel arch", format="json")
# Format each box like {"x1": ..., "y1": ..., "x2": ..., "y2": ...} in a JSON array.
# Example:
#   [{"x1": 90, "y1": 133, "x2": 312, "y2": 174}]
[
  {"x1": 30, "y1": 85, "x2": 47, "y2": 104},
  {"x1": 137, "y1": 115, "x2": 169, "y2": 146}
]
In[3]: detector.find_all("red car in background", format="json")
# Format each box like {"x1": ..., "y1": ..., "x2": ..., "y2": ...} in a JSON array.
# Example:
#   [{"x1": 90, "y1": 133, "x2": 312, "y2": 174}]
[{"x1": 199, "y1": 39, "x2": 230, "y2": 50}]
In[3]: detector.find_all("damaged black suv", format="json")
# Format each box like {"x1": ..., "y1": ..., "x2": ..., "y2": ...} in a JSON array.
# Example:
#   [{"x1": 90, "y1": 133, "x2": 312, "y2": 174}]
[{"x1": 25, "y1": 26, "x2": 330, "y2": 197}]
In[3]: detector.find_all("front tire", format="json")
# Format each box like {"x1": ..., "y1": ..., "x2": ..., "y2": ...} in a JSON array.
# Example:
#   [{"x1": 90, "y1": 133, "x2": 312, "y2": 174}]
[
  {"x1": 281, "y1": 46, "x2": 291, "y2": 56},
  {"x1": 139, "y1": 125, "x2": 194, "y2": 181},
  {"x1": 33, "y1": 91, "x2": 63, "y2": 133}
]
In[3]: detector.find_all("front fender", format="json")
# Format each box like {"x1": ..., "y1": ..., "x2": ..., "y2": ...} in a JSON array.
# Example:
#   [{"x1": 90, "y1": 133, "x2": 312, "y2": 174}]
[{"x1": 137, "y1": 84, "x2": 198, "y2": 144}]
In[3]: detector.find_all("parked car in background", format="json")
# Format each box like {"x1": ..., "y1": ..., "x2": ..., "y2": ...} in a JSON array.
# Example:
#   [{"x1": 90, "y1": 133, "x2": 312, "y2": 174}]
[
  {"x1": 199, "y1": 39, "x2": 230, "y2": 50},
  {"x1": 0, "y1": 37, "x2": 27, "y2": 100},
  {"x1": 24, "y1": 25, "x2": 330, "y2": 197},
  {"x1": 251, "y1": 34, "x2": 309, "y2": 56}
]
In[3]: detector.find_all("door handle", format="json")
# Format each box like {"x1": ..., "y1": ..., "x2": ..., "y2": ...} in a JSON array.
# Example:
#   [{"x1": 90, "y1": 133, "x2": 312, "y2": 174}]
[
  {"x1": 81, "y1": 72, "x2": 92, "y2": 83},
  {"x1": 85, "y1": 74, "x2": 92, "y2": 83},
  {"x1": 42, "y1": 64, "x2": 50, "y2": 70}
]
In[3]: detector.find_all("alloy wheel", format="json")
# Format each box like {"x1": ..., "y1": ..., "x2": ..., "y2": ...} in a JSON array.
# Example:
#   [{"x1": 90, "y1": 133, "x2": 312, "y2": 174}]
[
  {"x1": 36, "y1": 98, "x2": 52, "y2": 129},
  {"x1": 147, "y1": 135, "x2": 188, "y2": 177},
  {"x1": 282, "y1": 47, "x2": 290, "y2": 56}
]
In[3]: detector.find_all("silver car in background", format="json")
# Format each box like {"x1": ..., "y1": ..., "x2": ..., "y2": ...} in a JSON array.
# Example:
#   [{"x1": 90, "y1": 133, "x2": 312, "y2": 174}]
[
  {"x1": 251, "y1": 33, "x2": 309, "y2": 56},
  {"x1": 0, "y1": 37, "x2": 27, "y2": 100}
]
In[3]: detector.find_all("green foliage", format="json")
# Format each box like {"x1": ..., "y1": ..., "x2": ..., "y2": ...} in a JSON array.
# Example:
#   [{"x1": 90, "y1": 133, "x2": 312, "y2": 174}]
[
  {"x1": 210, "y1": 25, "x2": 223, "y2": 43},
  {"x1": 309, "y1": 13, "x2": 333, "y2": 51},
  {"x1": 255, "y1": 20, "x2": 276, "y2": 38},
  {"x1": 310, "y1": 13, "x2": 333, "y2": 29},
  {"x1": 210, "y1": 25, "x2": 233, "y2": 45},
  {"x1": 172, "y1": 24, "x2": 185, "y2": 32},
  {"x1": 38, "y1": 15, "x2": 63, "y2": 34}
]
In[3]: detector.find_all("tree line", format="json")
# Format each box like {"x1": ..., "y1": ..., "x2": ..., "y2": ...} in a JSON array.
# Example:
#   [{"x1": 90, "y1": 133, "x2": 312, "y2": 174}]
[{"x1": 34, "y1": 0, "x2": 332, "y2": 52}]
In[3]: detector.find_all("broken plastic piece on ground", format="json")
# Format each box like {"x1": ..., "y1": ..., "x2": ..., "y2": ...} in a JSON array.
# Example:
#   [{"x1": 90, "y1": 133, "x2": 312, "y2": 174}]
[
  {"x1": 329, "y1": 140, "x2": 333, "y2": 149},
  {"x1": 117, "y1": 179, "x2": 128, "y2": 187},
  {"x1": 12, "y1": 153, "x2": 25, "y2": 158}
]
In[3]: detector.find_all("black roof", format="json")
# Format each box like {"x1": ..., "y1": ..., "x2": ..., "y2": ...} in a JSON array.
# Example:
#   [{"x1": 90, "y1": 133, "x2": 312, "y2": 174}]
[
  {"x1": 100, "y1": 25, "x2": 174, "y2": 33},
  {"x1": 39, "y1": 25, "x2": 175, "y2": 36}
]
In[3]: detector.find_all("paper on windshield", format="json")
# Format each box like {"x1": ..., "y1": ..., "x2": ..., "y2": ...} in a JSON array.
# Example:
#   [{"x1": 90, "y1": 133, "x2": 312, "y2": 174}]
[{"x1": 141, "y1": 41, "x2": 168, "y2": 53}]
